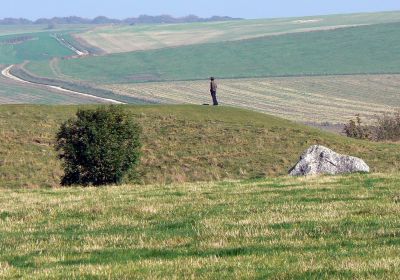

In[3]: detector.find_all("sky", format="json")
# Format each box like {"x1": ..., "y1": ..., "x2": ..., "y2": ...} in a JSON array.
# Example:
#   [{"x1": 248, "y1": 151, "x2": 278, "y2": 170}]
[{"x1": 3, "y1": 0, "x2": 400, "y2": 20}]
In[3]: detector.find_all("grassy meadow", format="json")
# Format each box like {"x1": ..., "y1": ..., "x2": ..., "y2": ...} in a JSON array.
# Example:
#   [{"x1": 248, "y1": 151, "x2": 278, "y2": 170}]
[
  {"x1": 25, "y1": 22, "x2": 400, "y2": 84},
  {"x1": 0, "y1": 70, "x2": 106, "y2": 104},
  {"x1": 0, "y1": 31, "x2": 76, "y2": 64},
  {"x1": 104, "y1": 74, "x2": 400, "y2": 124},
  {"x1": 0, "y1": 173, "x2": 399, "y2": 278},
  {"x1": 1, "y1": 11, "x2": 400, "y2": 280},
  {"x1": 0, "y1": 25, "x2": 90, "y2": 37},
  {"x1": 1, "y1": 105, "x2": 400, "y2": 189},
  {"x1": 76, "y1": 11, "x2": 400, "y2": 54},
  {"x1": 0, "y1": 82, "x2": 98, "y2": 104}
]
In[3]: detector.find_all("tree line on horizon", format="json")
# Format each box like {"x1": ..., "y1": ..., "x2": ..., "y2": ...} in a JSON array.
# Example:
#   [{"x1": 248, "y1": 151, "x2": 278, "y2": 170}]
[{"x1": 0, "y1": 15, "x2": 242, "y2": 25}]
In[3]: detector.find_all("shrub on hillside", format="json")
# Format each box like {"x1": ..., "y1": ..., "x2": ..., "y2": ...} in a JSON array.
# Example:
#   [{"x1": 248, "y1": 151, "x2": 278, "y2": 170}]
[
  {"x1": 343, "y1": 114, "x2": 371, "y2": 140},
  {"x1": 344, "y1": 111, "x2": 400, "y2": 141},
  {"x1": 55, "y1": 106, "x2": 141, "y2": 186},
  {"x1": 374, "y1": 111, "x2": 400, "y2": 141}
]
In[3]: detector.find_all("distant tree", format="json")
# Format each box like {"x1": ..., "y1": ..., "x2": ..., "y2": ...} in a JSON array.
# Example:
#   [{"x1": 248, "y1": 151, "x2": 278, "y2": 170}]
[{"x1": 55, "y1": 106, "x2": 142, "y2": 186}]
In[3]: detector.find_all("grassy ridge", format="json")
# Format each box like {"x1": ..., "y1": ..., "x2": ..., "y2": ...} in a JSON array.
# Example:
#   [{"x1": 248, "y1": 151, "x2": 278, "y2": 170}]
[
  {"x1": 25, "y1": 22, "x2": 400, "y2": 83},
  {"x1": 1, "y1": 105, "x2": 399, "y2": 188},
  {"x1": 0, "y1": 174, "x2": 399, "y2": 278}
]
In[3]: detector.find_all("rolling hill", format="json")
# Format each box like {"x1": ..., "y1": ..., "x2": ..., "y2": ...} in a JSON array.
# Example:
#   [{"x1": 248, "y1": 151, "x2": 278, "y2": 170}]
[
  {"x1": 1, "y1": 105, "x2": 399, "y2": 189},
  {"x1": 104, "y1": 75, "x2": 400, "y2": 124},
  {"x1": 0, "y1": 31, "x2": 78, "y2": 64},
  {"x1": 25, "y1": 22, "x2": 400, "y2": 84},
  {"x1": 75, "y1": 11, "x2": 400, "y2": 54},
  {"x1": 15, "y1": 21, "x2": 400, "y2": 124},
  {"x1": 3, "y1": 12, "x2": 400, "y2": 125},
  {"x1": 1, "y1": 11, "x2": 400, "y2": 280}
]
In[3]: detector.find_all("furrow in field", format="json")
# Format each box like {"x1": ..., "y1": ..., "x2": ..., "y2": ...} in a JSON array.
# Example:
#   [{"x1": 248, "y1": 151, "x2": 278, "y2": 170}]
[
  {"x1": 252, "y1": 81, "x2": 392, "y2": 112},
  {"x1": 104, "y1": 74, "x2": 400, "y2": 124}
]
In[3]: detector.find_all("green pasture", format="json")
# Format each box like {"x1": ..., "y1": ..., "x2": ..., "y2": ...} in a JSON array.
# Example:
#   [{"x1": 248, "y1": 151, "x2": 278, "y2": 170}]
[
  {"x1": 0, "y1": 31, "x2": 75, "y2": 64},
  {"x1": 77, "y1": 10, "x2": 400, "y2": 54},
  {"x1": 25, "y1": 22, "x2": 400, "y2": 83},
  {"x1": 0, "y1": 173, "x2": 399, "y2": 279},
  {"x1": 0, "y1": 79, "x2": 105, "y2": 104},
  {"x1": 0, "y1": 24, "x2": 90, "y2": 37}
]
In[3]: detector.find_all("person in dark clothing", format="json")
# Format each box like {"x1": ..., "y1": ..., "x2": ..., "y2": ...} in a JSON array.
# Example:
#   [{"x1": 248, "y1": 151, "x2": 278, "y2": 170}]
[{"x1": 210, "y1": 77, "x2": 218, "y2": 106}]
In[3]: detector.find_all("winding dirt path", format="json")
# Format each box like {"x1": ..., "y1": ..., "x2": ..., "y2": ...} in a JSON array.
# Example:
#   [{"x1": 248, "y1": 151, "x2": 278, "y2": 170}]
[{"x1": 1, "y1": 65, "x2": 126, "y2": 104}]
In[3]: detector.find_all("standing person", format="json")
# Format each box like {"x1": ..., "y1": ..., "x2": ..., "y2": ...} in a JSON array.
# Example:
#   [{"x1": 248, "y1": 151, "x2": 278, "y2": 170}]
[{"x1": 210, "y1": 77, "x2": 218, "y2": 106}]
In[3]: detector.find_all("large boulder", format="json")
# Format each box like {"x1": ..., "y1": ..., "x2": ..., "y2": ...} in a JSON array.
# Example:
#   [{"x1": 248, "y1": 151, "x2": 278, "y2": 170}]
[{"x1": 289, "y1": 145, "x2": 369, "y2": 176}]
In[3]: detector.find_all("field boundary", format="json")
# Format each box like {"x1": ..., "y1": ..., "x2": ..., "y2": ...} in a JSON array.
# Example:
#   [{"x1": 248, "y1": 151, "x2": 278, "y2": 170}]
[
  {"x1": 6, "y1": 64, "x2": 155, "y2": 104},
  {"x1": 1, "y1": 65, "x2": 127, "y2": 104}
]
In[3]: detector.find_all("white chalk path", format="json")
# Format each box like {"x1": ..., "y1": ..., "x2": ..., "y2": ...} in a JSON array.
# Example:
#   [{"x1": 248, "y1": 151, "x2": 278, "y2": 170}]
[
  {"x1": 52, "y1": 34, "x2": 89, "y2": 56},
  {"x1": 1, "y1": 65, "x2": 126, "y2": 104}
]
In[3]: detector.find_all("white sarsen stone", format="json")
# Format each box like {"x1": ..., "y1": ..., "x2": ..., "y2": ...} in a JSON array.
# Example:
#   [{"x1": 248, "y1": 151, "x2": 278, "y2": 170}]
[{"x1": 289, "y1": 145, "x2": 370, "y2": 176}]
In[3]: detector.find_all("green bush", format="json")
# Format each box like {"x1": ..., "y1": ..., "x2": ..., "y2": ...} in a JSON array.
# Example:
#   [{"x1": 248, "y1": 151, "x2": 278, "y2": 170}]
[{"x1": 56, "y1": 106, "x2": 141, "y2": 186}]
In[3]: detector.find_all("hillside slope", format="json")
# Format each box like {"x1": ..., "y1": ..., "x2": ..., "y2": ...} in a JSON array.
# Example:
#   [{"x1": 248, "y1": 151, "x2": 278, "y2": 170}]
[
  {"x1": 0, "y1": 32, "x2": 75, "y2": 64},
  {"x1": 1, "y1": 174, "x2": 399, "y2": 278},
  {"x1": 0, "y1": 105, "x2": 399, "y2": 188},
  {"x1": 76, "y1": 11, "x2": 400, "y2": 54},
  {"x1": 25, "y1": 22, "x2": 400, "y2": 83},
  {"x1": 104, "y1": 75, "x2": 400, "y2": 124}
]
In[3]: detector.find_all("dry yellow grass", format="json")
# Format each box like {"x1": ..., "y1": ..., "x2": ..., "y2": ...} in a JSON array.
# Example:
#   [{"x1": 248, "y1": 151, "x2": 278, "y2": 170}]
[{"x1": 104, "y1": 75, "x2": 400, "y2": 124}]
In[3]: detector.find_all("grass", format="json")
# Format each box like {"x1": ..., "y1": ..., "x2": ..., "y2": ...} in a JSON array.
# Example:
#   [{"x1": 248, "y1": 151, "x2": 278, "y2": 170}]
[
  {"x1": 1, "y1": 104, "x2": 399, "y2": 189},
  {"x1": 0, "y1": 72, "x2": 108, "y2": 104},
  {"x1": 0, "y1": 31, "x2": 75, "y2": 64},
  {"x1": 0, "y1": 82, "x2": 97, "y2": 104},
  {"x1": 25, "y1": 22, "x2": 400, "y2": 84},
  {"x1": 0, "y1": 173, "x2": 399, "y2": 278},
  {"x1": 76, "y1": 11, "x2": 400, "y2": 54},
  {"x1": 9, "y1": 65, "x2": 149, "y2": 104},
  {"x1": 0, "y1": 24, "x2": 90, "y2": 37},
  {"x1": 104, "y1": 74, "x2": 400, "y2": 124}
]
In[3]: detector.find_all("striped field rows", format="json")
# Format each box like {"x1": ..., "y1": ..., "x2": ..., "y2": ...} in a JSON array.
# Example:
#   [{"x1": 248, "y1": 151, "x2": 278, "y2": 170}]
[
  {"x1": 76, "y1": 11, "x2": 400, "y2": 54},
  {"x1": 104, "y1": 75, "x2": 400, "y2": 124}
]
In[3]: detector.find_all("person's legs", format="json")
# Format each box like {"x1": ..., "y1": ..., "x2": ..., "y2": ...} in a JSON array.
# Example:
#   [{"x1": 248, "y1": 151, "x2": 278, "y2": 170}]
[{"x1": 211, "y1": 91, "x2": 218, "y2": 106}]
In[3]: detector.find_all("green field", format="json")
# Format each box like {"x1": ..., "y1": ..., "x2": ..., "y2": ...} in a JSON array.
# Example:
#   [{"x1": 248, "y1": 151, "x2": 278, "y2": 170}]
[
  {"x1": 1, "y1": 173, "x2": 399, "y2": 279},
  {"x1": 2, "y1": 12, "x2": 400, "y2": 280},
  {"x1": 0, "y1": 31, "x2": 75, "y2": 64},
  {"x1": 0, "y1": 25, "x2": 90, "y2": 37},
  {"x1": 0, "y1": 75, "x2": 111, "y2": 104},
  {"x1": 0, "y1": 82, "x2": 98, "y2": 104},
  {"x1": 25, "y1": 22, "x2": 400, "y2": 84},
  {"x1": 1, "y1": 105, "x2": 399, "y2": 189},
  {"x1": 76, "y1": 11, "x2": 400, "y2": 54}
]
